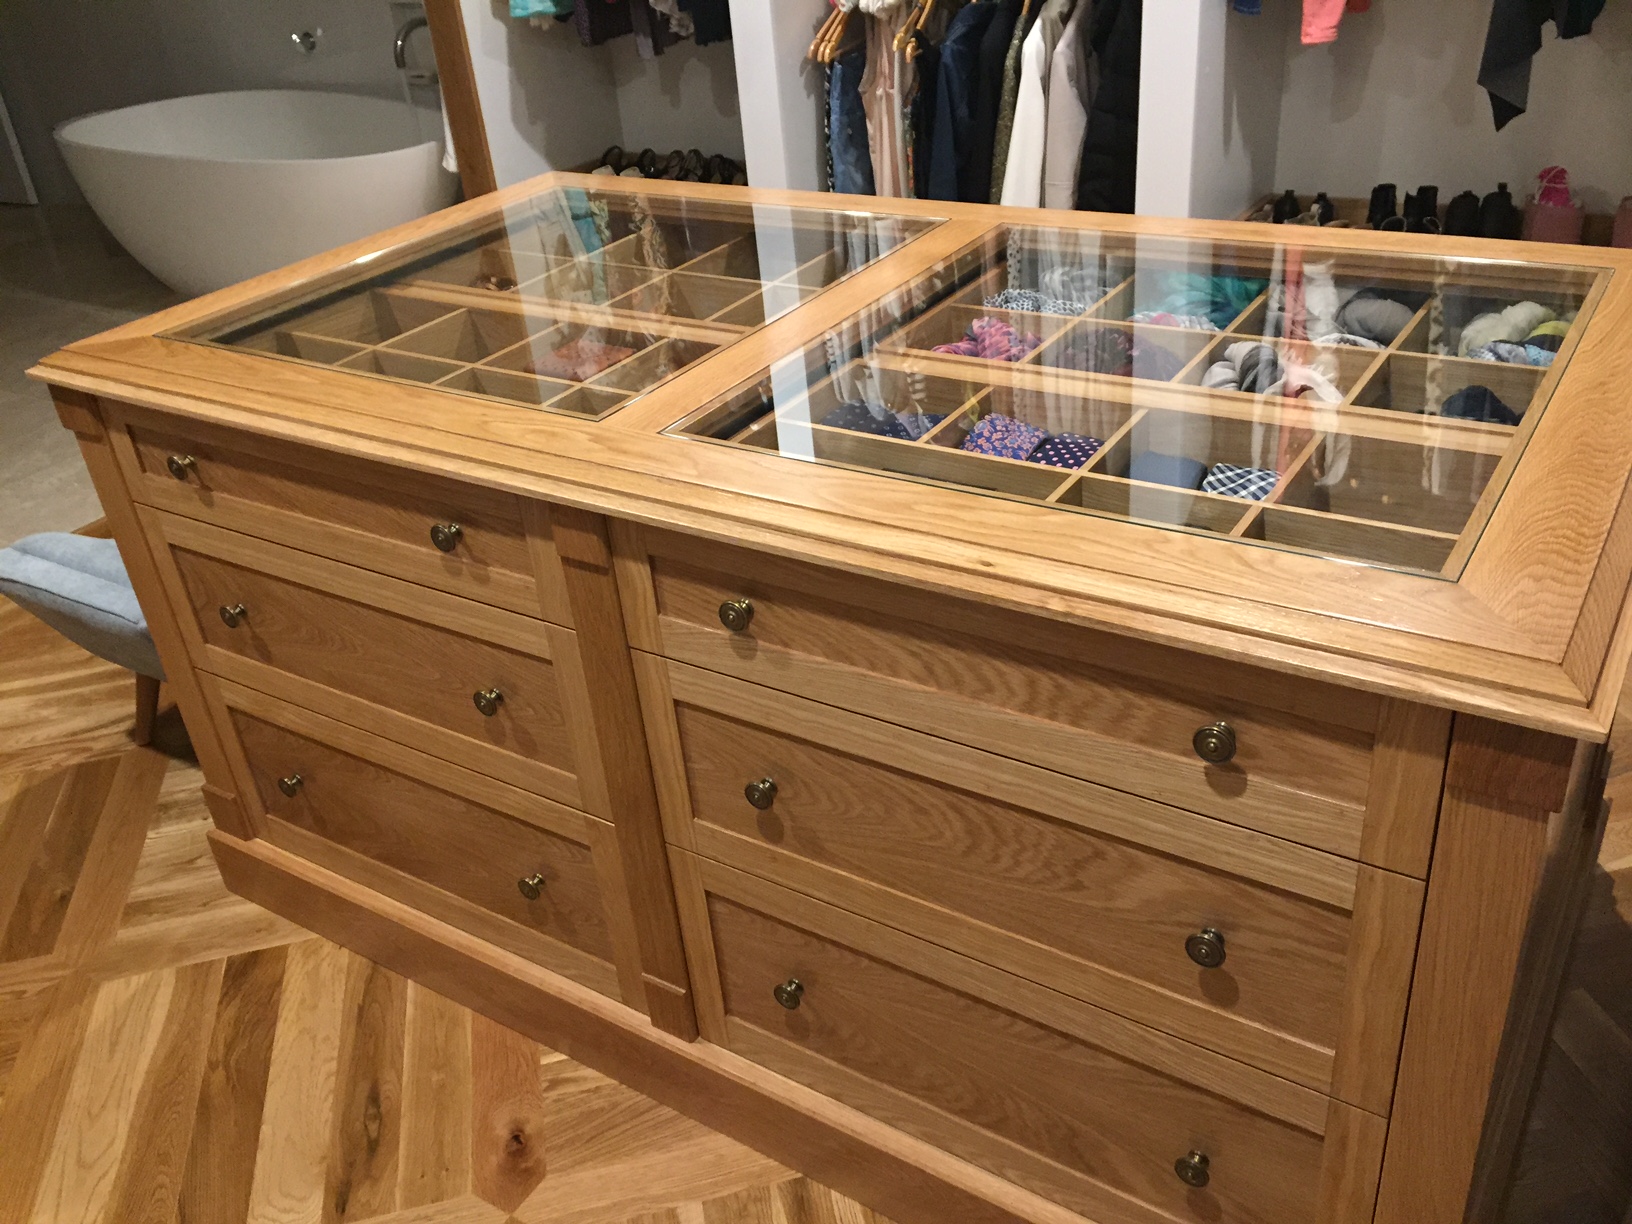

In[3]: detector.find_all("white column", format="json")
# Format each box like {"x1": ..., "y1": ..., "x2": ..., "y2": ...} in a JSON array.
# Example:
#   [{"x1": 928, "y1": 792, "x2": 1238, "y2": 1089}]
[
  {"x1": 1135, "y1": 0, "x2": 1287, "y2": 219},
  {"x1": 729, "y1": 0, "x2": 830, "y2": 190}
]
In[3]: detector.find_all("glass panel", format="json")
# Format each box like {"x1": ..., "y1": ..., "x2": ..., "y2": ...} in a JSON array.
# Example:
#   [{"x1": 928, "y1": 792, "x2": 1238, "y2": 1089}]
[
  {"x1": 171, "y1": 186, "x2": 940, "y2": 419},
  {"x1": 667, "y1": 225, "x2": 1605, "y2": 577}
]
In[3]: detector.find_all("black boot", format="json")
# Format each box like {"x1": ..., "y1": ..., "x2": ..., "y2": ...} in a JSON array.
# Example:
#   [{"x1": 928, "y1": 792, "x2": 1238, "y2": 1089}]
[
  {"x1": 1443, "y1": 190, "x2": 1480, "y2": 236},
  {"x1": 1479, "y1": 183, "x2": 1522, "y2": 239},
  {"x1": 1272, "y1": 189, "x2": 1302, "y2": 223},
  {"x1": 1367, "y1": 183, "x2": 1399, "y2": 230},
  {"x1": 1313, "y1": 192, "x2": 1335, "y2": 225},
  {"x1": 1405, "y1": 186, "x2": 1440, "y2": 233}
]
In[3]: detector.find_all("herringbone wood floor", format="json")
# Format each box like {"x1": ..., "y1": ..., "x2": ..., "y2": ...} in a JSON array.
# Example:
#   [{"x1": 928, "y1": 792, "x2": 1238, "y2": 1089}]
[{"x1": 0, "y1": 575, "x2": 1628, "y2": 1223}]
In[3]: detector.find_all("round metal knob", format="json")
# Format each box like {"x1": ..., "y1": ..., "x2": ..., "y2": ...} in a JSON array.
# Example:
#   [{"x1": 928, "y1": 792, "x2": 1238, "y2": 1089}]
[
  {"x1": 773, "y1": 978, "x2": 804, "y2": 1010},
  {"x1": 166, "y1": 454, "x2": 197, "y2": 480},
  {"x1": 744, "y1": 777, "x2": 778, "y2": 811},
  {"x1": 429, "y1": 522, "x2": 463, "y2": 553},
  {"x1": 276, "y1": 773, "x2": 303, "y2": 798},
  {"x1": 1192, "y1": 721, "x2": 1237, "y2": 765},
  {"x1": 718, "y1": 598, "x2": 754, "y2": 633},
  {"x1": 218, "y1": 603, "x2": 248, "y2": 628},
  {"x1": 1185, "y1": 928, "x2": 1227, "y2": 969},
  {"x1": 1174, "y1": 1150, "x2": 1211, "y2": 1189},
  {"x1": 518, "y1": 872, "x2": 546, "y2": 901},
  {"x1": 473, "y1": 688, "x2": 504, "y2": 717}
]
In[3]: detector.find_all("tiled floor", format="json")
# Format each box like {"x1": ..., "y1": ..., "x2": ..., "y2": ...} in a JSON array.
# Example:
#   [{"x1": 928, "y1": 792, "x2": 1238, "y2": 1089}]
[{"x1": 0, "y1": 204, "x2": 180, "y2": 541}]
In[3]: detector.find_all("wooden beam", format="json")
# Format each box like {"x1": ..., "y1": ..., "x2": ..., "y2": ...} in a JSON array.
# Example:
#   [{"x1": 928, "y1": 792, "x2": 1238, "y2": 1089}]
[{"x1": 424, "y1": 0, "x2": 498, "y2": 198}]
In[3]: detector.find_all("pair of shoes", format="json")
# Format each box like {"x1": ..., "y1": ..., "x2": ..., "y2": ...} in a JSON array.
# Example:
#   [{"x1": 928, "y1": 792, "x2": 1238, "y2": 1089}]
[
  {"x1": 1437, "y1": 184, "x2": 1523, "y2": 239},
  {"x1": 1269, "y1": 190, "x2": 1336, "y2": 225},
  {"x1": 1367, "y1": 183, "x2": 1441, "y2": 233}
]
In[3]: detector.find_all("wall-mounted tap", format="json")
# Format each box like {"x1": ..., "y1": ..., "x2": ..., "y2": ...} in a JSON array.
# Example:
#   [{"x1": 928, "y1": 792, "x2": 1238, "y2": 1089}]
[
  {"x1": 291, "y1": 29, "x2": 321, "y2": 53},
  {"x1": 393, "y1": 16, "x2": 429, "y2": 69}
]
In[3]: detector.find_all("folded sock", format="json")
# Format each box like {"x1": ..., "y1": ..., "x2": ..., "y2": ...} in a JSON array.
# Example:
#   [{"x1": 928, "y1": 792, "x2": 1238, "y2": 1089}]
[
  {"x1": 985, "y1": 289, "x2": 1089, "y2": 316},
  {"x1": 821, "y1": 402, "x2": 947, "y2": 439},
  {"x1": 961, "y1": 414, "x2": 1048, "y2": 459},
  {"x1": 1129, "y1": 451, "x2": 1207, "y2": 489},
  {"x1": 1441, "y1": 385, "x2": 1522, "y2": 425},
  {"x1": 1028, "y1": 433, "x2": 1104, "y2": 469},
  {"x1": 1202, "y1": 463, "x2": 1278, "y2": 500},
  {"x1": 933, "y1": 316, "x2": 1043, "y2": 361}
]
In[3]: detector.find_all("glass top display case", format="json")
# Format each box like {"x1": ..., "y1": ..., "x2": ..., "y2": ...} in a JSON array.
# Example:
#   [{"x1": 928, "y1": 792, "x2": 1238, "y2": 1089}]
[
  {"x1": 173, "y1": 185, "x2": 939, "y2": 419},
  {"x1": 666, "y1": 224, "x2": 1602, "y2": 578}
]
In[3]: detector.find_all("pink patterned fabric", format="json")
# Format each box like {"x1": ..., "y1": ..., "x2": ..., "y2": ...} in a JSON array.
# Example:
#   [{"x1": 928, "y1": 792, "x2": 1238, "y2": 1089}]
[{"x1": 933, "y1": 316, "x2": 1043, "y2": 362}]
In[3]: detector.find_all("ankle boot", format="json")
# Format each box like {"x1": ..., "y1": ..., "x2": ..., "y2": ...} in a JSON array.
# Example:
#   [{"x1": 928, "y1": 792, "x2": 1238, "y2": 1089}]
[
  {"x1": 1367, "y1": 183, "x2": 1399, "y2": 230},
  {"x1": 1443, "y1": 190, "x2": 1480, "y2": 236}
]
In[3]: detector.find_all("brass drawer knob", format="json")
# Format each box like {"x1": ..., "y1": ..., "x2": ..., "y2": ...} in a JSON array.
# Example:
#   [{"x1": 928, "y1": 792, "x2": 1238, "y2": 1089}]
[
  {"x1": 218, "y1": 603, "x2": 248, "y2": 628},
  {"x1": 744, "y1": 777, "x2": 778, "y2": 810},
  {"x1": 166, "y1": 454, "x2": 197, "y2": 480},
  {"x1": 1185, "y1": 927, "x2": 1227, "y2": 969},
  {"x1": 1174, "y1": 1150, "x2": 1211, "y2": 1189},
  {"x1": 473, "y1": 688, "x2": 504, "y2": 717},
  {"x1": 773, "y1": 978, "x2": 804, "y2": 1010},
  {"x1": 429, "y1": 522, "x2": 463, "y2": 553},
  {"x1": 276, "y1": 773, "x2": 303, "y2": 798},
  {"x1": 518, "y1": 872, "x2": 546, "y2": 900},
  {"x1": 718, "y1": 598, "x2": 754, "y2": 633},
  {"x1": 1192, "y1": 720, "x2": 1236, "y2": 765}
]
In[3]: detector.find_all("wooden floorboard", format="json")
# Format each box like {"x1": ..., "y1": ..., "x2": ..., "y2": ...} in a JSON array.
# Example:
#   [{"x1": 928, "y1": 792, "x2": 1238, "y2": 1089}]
[{"x1": 0, "y1": 546, "x2": 1626, "y2": 1222}]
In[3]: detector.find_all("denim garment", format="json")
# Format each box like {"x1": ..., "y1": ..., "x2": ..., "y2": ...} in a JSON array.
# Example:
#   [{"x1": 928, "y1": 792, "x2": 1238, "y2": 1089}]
[
  {"x1": 926, "y1": 1, "x2": 1000, "y2": 201},
  {"x1": 830, "y1": 46, "x2": 875, "y2": 197}
]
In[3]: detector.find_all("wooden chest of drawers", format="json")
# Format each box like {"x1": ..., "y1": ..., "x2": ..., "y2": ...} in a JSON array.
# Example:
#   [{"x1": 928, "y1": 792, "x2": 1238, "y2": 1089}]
[{"x1": 37, "y1": 174, "x2": 1632, "y2": 1224}]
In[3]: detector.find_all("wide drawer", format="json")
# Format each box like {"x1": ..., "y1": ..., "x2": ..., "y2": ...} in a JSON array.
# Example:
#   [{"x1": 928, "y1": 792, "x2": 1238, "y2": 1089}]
[
  {"x1": 622, "y1": 530, "x2": 1445, "y2": 863},
  {"x1": 109, "y1": 405, "x2": 572, "y2": 623},
  {"x1": 650, "y1": 661, "x2": 1423, "y2": 1107},
  {"x1": 687, "y1": 858, "x2": 1386, "y2": 1224},
  {"x1": 150, "y1": 510, "x2": 590, "y2": 808},
  {"x1": 230, "y1": 704, "x2": 624, "y2": 1000}
]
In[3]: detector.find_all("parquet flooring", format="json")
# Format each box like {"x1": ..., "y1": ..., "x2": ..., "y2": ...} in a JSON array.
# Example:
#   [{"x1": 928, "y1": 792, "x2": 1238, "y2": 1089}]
[{"x1": 0, "y1": 567, "x2": 1629, "y2": 1223}]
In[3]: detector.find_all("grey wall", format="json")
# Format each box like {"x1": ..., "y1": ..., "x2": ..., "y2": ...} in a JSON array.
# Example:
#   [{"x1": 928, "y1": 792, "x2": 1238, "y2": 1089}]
[{"x1": 0, "y1": 0, "x2": 415, "y2": 204}]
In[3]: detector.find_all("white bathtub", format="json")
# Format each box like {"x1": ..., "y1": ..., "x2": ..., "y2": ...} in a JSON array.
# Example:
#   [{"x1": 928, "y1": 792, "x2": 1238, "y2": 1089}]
[{"x1": 57, "y1": 90, "x2": 459, "y2": 297}]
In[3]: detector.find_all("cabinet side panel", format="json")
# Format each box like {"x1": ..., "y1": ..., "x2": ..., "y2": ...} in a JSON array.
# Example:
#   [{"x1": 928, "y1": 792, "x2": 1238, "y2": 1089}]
[
  {"x1": 52, "y1": 389, "x2": 253, "y2": 837},
  {"x1": 1373, "y1": 715, "x2": 1582, "y2": 1224}
]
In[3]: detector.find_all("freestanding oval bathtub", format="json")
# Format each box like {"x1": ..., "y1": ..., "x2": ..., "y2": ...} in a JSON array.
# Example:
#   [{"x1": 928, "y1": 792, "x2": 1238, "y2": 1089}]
[{"x1": 57, "y1": 90, "x2": 459, "y2": 297}]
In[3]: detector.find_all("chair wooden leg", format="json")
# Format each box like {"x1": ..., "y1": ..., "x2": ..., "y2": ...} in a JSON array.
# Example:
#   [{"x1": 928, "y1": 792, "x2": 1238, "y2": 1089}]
[{"x1": 133, "y1": 673, "x2": 160, "y2": 747}]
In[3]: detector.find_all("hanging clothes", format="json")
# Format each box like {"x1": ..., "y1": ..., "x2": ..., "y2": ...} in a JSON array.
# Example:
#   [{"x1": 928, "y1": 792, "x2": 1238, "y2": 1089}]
[
  {"x1": 964, "y1": 0, "x2": 1023, "y2": 204},
  {"x1": 1041, "y1": 0, "x2": 1092, "y2": 210},
  {"x1": 1479, "y1": 0, "x2": 1606, "y2": 130},
  {"x1": 861, "y1": 4, "x2": 914, "y2": 196},
  {"x1": 999, "y1": 0, "x2": 1073, "y2": 208},
  {"x1": 830, "y1": 43, "x2": 876, "y2": 195},
  {"x1": 908, "y1": 28, "x2": 943, "y2": 198},
  {"x1": 1301, "y1": 0, "x2": 1369, "y2": 46},
  {"x1": 989, "y1": 0, "x2": 1041, "y2": 202},
  {"x1": 1075, "y1": 0, "x2": 1139, "y2": 213},
  {"x1": 629, "y1": 0, "x2": 679, "y2": 56},
  {"x1": 574, "y1": 0, "x2": 634, "y2": 46},
  {"x1": 926, "y1": 1, "x2": 1000, "y2": 201},
  {"x1": 678, "y1": 0, "x2": 731, "y2": 44}
]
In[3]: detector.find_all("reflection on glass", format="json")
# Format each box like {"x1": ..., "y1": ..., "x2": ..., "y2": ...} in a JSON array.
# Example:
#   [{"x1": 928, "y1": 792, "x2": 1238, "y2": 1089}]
[
  {"x1": 173, "y1": 186, "x2": 940, "y2": 418},
  {"x1": 669, "y1": 225, "x2": 1602, "y2": 577}
]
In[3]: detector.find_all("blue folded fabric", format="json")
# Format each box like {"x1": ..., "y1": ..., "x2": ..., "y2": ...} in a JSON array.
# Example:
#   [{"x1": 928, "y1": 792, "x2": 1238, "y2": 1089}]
[
  {"x1": 1440, "y1": 386, "x2": 1522, "y2": 426},
  {"x1": 1028, "y1": 434, "x2": 1104, "y2": 469},
  {"x1": 1202, "y1": 463, "x2": 1278, "y2": 500},
  {"x1": 1129, "y1": 451, "x2": 1207, "y2": 489},
  {"x1": 511, "y1": 0, "x2": 573, "y2": 17}
]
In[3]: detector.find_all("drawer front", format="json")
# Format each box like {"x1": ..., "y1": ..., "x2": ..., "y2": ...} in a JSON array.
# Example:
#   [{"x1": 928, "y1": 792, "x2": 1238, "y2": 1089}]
[
  {"x1": 169, "y1": 543, "x2": 583, "y2": 804},
  {"x1": 707, "y1": 888, "x2": 1335, "y2": 1224},
  {"x1": 675, "y1": 698, "x2": 1352, "y2": 1054},
  {"x1": 640, "y1": 536, "x2": 1376, "y2": 857},
  {"x1": 233, "y1": 711, "x2": 616, "y2": 973},
  {"x1": 116, "y1": 413, "x2": 568, "y2": 622}
]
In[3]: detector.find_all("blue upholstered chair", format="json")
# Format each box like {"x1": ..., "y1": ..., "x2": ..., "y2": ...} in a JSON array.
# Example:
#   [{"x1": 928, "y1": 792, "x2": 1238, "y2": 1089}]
[{"x1": 0, "y1": 533, "x2": 165, "y2": 744}]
